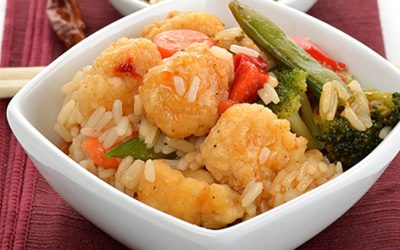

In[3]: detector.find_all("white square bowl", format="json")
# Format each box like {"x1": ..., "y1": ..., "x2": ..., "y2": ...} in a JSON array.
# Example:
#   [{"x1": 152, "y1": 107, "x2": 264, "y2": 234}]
[
  {"x1": 108, "y1": 0, "x2": 318, "y2": 15},
  {"x1": 7, "y1": 0, "x2": 400, "y2": 249}
]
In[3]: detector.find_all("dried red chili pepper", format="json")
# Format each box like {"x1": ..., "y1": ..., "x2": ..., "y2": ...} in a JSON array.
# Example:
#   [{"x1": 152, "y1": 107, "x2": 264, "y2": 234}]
[{"x1": 46, "y1": 0, "x2": 86, "y2": 48}]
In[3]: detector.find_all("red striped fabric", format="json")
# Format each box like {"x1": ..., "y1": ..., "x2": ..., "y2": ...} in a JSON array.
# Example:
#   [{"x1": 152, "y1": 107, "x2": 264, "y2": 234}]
[{"x1": 0, "y1": 0, "x2": 399, "y2": 249}]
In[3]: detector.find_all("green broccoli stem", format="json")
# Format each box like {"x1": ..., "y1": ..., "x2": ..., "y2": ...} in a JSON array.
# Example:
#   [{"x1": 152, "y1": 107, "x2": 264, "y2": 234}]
[
  {"x1": 229, "y1": 0, "x2": 350, "y2": 98},
  {"x1": 287, "y1": 112, "x2": 324, "y2": 149},
  {"x1": 299, "y1": 92, "x2": 321, "y2": 138}
]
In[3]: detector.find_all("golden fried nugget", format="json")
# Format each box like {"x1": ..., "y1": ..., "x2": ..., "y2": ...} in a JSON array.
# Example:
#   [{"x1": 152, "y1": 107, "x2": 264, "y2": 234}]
[
  {"x1": 136, "y1": 160, "x2": 244, "y2": 229},
  {"x1": 141, "y1": 11, "x2": 224, "y2": 40}
]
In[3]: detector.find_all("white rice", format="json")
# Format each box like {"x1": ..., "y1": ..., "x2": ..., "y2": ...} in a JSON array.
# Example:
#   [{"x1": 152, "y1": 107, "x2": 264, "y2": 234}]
[
  {"x1": 164, "y1": 137, "x2": 195, "y2": 153},
  {"x1": 120, "y1": 160, "x2": 145, "y2": 190},
  {"x1": 379, "y1": 126, "x2": 392, "y2": 139},
  {"x1": 112, "y1": 99, "x2": 123, "y2": 124},
  {"x1": 85, "y1": 106, "x2": 106, "y2": 129},
  {"x1": 94, "y1": 111, "x2": 113, "y2": 132},
  {"x1": 320, "y1": 82, "x2": 338, "y2": 121},
  {"x1": 102, "y1": 128, "x2": 119, "y2": 149},
  {"x1": 341, "y1": 104, "x2": 366, "y2": 131},
  {"x1": 161, "y1": 145, "x2": 176, "y2": 155},
  {"x1": 230, "y1": 44, "x2": 260, "y2": 58},
  {"x1": 258, "y1": 83, "x2": 280, "y2": 105},
  {"x1": 177, "y1": 158, "x2": 189, "y2": 170},
  {"x1": 332, "y1": 80, "x2": 350, "y2": 101},
  {"x1": 116, "y1": 117, "x2": 130, "y2": 136},
  {"x1": 54, "y1": 123, "x2": 72, "y2": 142},
  {"x1": 267, "y1": 72, "x2": 279, "y2": 88},
  {"x1": 144, "y1": 160, "x2": 156, "y2": 183},
  {"x1": 241, "y1": 181, "x2": 263, "y2": 207},
  {"x1": 187, "y1": 76, "x2": 200, "y2": 103},
  {"x1": 98, "y1": 168, "x2": 116, "y2": 179},
  {"x1": 173, "y1": 75, "x2": 186, "y2": 97},
  {"x1": 57, "y1": 100, "x2": 76, "y2": 125},
  {"x1": 134, "y1": 95, "x2": 143, "y2": 116},
  {"x1": 258, "y1": 147, "x2": 270, "y2": 165}
]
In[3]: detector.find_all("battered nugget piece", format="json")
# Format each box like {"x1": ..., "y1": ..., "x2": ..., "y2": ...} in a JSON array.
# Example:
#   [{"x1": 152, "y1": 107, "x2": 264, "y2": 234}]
[
  {"x1": 77, "y1": 38, "x2": 161, "y2": 116},
  {"x1": 141, "y1": 11, "x2": 224, "y2": 40},
  {"x1": 201, "y1": 104, "x2": 308, "y2": 193},
  {"x1": 139, "y1": 43, "x2": 231, "y2": 139},
  {"x1": 182, "y1": 169, "x2": 215, "y2": 185},
  {"x1": 136, "y1": 161, "x2": 244, "y2": 229}
]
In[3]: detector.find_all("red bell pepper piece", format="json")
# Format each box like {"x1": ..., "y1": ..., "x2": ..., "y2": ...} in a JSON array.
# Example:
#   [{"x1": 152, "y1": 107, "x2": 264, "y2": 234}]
[
  {"x1": 219, "y1": 53, "x2": 269, "y2": 113},
  {"x1": 291, "y1": 36, "x2": 346, "y2": 72}
]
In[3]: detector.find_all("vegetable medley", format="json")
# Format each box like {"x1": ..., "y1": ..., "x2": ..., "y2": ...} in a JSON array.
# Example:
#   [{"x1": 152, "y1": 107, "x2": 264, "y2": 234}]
[{"x1": 55, "y1": 0, "x2": 400, "y2": 229}]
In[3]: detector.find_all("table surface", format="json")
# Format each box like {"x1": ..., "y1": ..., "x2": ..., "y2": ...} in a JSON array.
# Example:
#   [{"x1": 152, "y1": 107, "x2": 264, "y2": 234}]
[{"x1": 0, "y1": 0, "x2": 398, "y2": 62}]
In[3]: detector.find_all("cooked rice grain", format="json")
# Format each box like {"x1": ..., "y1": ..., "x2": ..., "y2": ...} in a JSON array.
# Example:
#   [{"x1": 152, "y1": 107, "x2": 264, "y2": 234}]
[
  {"x1": 144, "y1": 160, "x2": 156, "y2": 182},
  {"x1": 57, "y1": 100, "x2": 76, "y2": 125},
  {"x1": 241, "y1": 181, "x2": 263, "y2": 207},
  {"x1": 173, "y1": 75, "x2": 186, "y2": 97},
  {"x1": 230, "y1": 44, "x2": 259, "y2": 58},
  {"x1": 187, "y1": 76, "x2": 200, "y2": 103},
  {"x1": 112, "y1": 99, "x2": 123, "y2": 124},
  {"x1": 120, "y1": 160, "x2": 145, "y2": 190}
]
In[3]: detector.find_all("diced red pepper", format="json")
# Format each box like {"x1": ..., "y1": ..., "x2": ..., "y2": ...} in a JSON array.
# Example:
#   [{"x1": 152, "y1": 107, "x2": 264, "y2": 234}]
[
  {"x1": 229, "y1": 59, "x2": 268, "y2": 103},
  {"x1": 233, "y1": 53, "x2": 268, "y2": 72},
  {"x1": 115, "y1": 58, "x2": 142, "y2": 79},
  {"x1": 291, "y1": 36, "x2": 346, "y2": 72},
  {"x1": 218, "y1": 53, "x2": 269, "y2": 114}
]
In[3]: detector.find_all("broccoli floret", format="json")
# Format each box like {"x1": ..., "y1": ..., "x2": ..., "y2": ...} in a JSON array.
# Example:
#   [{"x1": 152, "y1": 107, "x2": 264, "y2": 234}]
[
  {"x1": 262, "y1": 67, "x2": 322, "y2": 149},
  {"x1": 317, "y1": 92, "x2": 400, "y2": 170},
  {"x1": 367, "y1": 91, "x2": 400, "y2": 127},
  {"x1": 268, "y1": 67, "x2": 307, "y2": 118}
]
